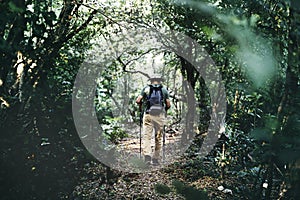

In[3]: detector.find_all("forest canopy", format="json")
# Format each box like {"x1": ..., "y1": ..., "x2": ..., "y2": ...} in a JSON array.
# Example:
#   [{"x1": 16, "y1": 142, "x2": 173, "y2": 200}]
[{"x1": 0, "y1": 0, "x2": 299, "y2": 199}]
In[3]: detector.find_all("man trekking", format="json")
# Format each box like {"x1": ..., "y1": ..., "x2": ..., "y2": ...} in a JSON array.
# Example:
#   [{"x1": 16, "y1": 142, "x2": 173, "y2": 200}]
[{"x1": 136, "y1": 77, "x2": 171, "y2": 165}]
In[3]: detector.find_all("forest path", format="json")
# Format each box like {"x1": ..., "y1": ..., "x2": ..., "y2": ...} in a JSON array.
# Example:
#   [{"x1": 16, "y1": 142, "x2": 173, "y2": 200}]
[
  {"x1": 71, "y1": 119, "x2": 239, "y2": 199},
  {"x1": 117, "y1": 122, "x2": 183, "y2": 158},
  {"x1": 72, "y1": 144, "x2": 235, "y2": 200},
  {"x1": 72, "y1": 122, "x2": 238, "y2": 199}
]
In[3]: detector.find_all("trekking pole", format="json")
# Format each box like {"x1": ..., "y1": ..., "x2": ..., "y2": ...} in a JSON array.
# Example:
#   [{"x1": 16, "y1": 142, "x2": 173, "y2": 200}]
[
  {"x1": 139, "y1": 103, "x2": 143, "y2": 159},
  {"x1": 162, "y1": 107, "x2": 167, "y2": 162}
]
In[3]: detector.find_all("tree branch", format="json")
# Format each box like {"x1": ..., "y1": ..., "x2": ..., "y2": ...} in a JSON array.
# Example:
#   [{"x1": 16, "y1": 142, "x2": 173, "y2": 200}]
[
  {"x1": 76, "y1": 1, "x2": 127, "y2": 29},
  {"x1": 116, "y1": 50, "x2": 155, "y2": 79},
  {"x1": 65, "y1": 9, "x2": 98, "y2": 42}
]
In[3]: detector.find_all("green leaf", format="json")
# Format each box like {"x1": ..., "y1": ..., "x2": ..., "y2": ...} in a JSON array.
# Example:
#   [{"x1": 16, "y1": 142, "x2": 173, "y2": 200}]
[
  {"x1": 202, "y1": 26, "x2": 213, "y2": 36},
  {"x1": 265, "y1": 115, "x2": 278, "y2": 131},
  {"x1": 8, "y1": 1, "x2": 24, "y2": 13},
  {"x1": 250, "y1": 128, "x2": 272, "y2": 142}
]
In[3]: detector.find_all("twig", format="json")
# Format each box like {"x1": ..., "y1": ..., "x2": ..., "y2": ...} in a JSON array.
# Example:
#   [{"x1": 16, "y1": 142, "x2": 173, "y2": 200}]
[
  {"x1": 65, "y1": 9, "x2": 98, "y2": 42},
  {"x1": 117, "y1": 56, "x2": 151, "y2": 79},
  {"x1": 273, "y1": 163, "x2": 284, "y2": 177},
  {"x1": 75, "y1": 1, "x2": 127, "y2": 29}
]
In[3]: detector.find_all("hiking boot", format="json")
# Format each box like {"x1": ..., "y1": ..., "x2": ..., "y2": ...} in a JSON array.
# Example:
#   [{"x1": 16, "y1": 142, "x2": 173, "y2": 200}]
[
  {"x1": 144, "y1": 155, "x2": 151, "y2": 164},
  {"x1": 152, "y1": 158, "x2": 160, "y2": 166}
]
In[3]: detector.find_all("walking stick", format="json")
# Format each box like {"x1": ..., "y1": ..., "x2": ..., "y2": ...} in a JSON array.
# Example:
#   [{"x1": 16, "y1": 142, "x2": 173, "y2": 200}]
[
  {"x1": 139, "y1": 103, "x2": 143, "y2": 159},
  {"x1": 162, "y1": 107, "x2": 167, "y2": 162}
]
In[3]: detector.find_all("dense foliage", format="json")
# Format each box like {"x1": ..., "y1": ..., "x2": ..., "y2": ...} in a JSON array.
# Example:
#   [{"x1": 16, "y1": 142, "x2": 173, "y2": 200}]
[{"x1": 0, "y1": 0, "x2": 299, "y2": 199}]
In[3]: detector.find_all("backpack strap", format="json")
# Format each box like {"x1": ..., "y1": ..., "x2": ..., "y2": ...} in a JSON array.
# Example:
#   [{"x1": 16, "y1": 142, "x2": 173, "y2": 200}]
[
  {"x1": 157, "y1": 85, "x2": 163, "y2": 106},
  {"x1": 145, "y1": 84, "x2": 164, "y2": 111},
  {"x1": 146, "y1": 85, "x2": 153, "y2": 109}
]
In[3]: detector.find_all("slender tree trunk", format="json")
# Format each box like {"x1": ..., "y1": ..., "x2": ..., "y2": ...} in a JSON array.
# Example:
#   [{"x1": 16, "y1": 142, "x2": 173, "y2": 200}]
[
  {"x1": 1, "y1": 0, "x2": 26, "y2": 95},
  {"x1": 179, "y1": 56, "x2": 198, "y2": 143}
]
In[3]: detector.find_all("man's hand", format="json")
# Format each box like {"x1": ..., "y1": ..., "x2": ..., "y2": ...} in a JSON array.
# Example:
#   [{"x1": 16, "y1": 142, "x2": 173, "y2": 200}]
[
  {"x1": 136, "y1": 95, "x2": 143, "y2": 104},
  {"x1": 165, "y1": 99, "x2": 171, "y2": 110}
]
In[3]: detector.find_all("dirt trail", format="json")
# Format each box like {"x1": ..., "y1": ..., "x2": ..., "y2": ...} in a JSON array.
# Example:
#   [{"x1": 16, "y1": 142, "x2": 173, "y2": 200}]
[
  {"x1": 116, "y1": 123, "x2": 186, "y2": 164},
  {"x1": 118, "y1": 126, "x2": 181, "y2": 152}
]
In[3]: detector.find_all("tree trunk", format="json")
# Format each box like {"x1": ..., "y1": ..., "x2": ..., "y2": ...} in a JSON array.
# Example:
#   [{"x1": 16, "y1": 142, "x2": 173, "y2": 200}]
[{"x1": 179, "y1": 56, "x2": 198, "y2": 143}]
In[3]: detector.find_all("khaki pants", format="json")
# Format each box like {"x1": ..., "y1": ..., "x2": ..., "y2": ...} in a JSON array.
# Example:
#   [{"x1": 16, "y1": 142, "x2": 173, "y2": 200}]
[{"x1": 143, "y1": 113, "x2": 164, "y2": 160}]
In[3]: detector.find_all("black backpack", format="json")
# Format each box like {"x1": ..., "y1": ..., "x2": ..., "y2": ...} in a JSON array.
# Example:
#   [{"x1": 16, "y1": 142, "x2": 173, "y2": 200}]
[{"x1": 146, "y1": 84, "x2": 164, "y2": 115}]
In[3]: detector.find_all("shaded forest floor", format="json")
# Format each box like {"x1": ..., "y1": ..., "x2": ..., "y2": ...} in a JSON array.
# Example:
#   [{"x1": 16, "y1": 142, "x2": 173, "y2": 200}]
[
  {"x1": 70, "y1": 126, "x2": 250, "y2": 200},
  {"x1": 0, "y1": 116, "x2": 255, "y2": 199},
  {"x1": 70, "y1": 153, "x2": 243, "y2": 199}
]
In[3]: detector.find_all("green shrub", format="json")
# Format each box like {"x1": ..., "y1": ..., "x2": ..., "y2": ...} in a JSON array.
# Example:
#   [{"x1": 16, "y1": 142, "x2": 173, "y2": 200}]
[
  {"x1": 154, "y1": 183, "x2": 171, "y2": 195},
  {"x1": 172, "y1": 180, "x2": 208, "y2": 200}
]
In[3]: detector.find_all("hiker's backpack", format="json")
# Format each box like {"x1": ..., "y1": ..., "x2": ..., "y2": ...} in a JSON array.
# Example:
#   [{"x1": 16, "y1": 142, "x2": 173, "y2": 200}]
[{"x1": 146, "y1": 85, "x2": 164, "y2": 115}]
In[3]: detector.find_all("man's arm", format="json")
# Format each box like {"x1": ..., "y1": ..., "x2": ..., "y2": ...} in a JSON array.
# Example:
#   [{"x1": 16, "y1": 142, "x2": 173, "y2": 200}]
[
  {"x1": 162, "y1": 87, "x2": 171, "y2": 110},
  {"x1": 136, "y1": 86, "x2": 146, "y2": 104},
  {"x1": 136, "y1": 95, "x2": 143, "y2": 104},
  {"x1": 165, "y1": 99, "x2": 171, "y2": 110}
]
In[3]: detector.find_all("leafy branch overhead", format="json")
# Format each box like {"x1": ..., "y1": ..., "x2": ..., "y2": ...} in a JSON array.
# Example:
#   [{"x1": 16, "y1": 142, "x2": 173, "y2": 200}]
[
  {"x1": 117, "y1": 50, "x2": 154, "y2": 79},
  {"x1": 0, "y1": 0, "x2": 299, "y2": 200}
]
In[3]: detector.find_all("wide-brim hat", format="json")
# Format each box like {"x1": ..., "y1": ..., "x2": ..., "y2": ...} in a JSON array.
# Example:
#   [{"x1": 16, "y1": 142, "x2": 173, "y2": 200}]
[{"x1": 148, "y1": 77, "x2": 164, "y2": 82}]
